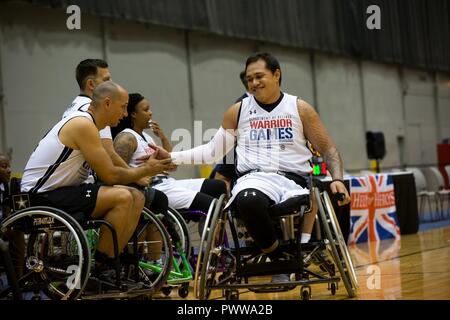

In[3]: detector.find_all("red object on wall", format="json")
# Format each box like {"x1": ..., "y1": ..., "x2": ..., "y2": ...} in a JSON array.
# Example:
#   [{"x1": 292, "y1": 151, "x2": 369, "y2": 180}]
[{"x1": 437, "y1": 144, "x2": 450, "y2": 188}]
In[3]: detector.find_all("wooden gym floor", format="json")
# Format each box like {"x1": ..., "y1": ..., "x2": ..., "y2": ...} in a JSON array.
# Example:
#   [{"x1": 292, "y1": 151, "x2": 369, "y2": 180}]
[{"x1": 159, "y1": 226, "x2": 450, "y2": 300}]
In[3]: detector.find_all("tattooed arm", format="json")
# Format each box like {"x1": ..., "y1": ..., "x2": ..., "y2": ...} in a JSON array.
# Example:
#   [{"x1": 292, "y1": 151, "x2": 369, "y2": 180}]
[
  {"x1": 113, "y1": 132, "x2": 137, "y2": 165},
  {"x1": 113, "y1": 132, "x2": 154, "y2": 186},
  {"x1": 101, "y1": 138, "x2": 130, "y2": 169},
  {"x1": 298, "y1": 99, "x2": 350, "y2": 205}
]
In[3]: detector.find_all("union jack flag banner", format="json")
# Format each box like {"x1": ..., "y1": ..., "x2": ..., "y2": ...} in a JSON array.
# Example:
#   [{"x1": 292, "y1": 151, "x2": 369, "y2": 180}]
[{"x1": 348, "y1": 174, "x2": 401, "y2": 245}]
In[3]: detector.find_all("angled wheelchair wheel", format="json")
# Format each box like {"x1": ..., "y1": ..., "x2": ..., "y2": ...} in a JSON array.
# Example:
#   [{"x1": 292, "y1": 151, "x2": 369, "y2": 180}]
[
  {"x1": 314, "y1": 189, "x2": 357, "y2": 298},
  {"x1": 195, "y1": 194, "x2": 227, "y2": 300},
  {"x1": 192, "y1": 197, "x2": 218, "y2": 298},
  {"x1": 322, "y1": 192, "x2": 358, "y2": 290},
  {"x1": 0, "y1": 207, "x2": 91, "y2": 300},
  {"x1": 165, "y1": 207, "x2": 191, "y2": 270},
  {"x1": 137, "y1": 208, "x2": 173, "y2": 293}
]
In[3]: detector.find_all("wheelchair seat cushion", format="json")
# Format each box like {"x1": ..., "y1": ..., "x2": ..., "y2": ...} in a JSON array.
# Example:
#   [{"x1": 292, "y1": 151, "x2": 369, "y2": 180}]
[{"x1": 269, "y1": 194, "x2": 310, "y2": 217}]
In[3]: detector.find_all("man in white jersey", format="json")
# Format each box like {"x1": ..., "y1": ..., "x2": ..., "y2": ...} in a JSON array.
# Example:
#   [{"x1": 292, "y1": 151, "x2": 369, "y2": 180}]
[
  {"x1": 62, "y1": 59, "x2": 144, "y2": 177},
  {"x1": 169, "y1": 52, "x2": 350, "y2": 271},
  {"x1": 21, "y1": 81, "x2": 176, "y2": 269}
]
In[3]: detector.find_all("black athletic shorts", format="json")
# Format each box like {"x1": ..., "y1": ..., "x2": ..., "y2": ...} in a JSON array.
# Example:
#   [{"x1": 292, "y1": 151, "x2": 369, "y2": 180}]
[{"x1": 33, "y1": 183, "x2": 102, "y2": 217}]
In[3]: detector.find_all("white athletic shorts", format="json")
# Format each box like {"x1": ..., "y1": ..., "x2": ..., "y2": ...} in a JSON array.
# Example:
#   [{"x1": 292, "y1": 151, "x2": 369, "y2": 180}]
[
  {"x1": 153, "y1": 177, "x2": 205, "y2": 209},
  {"x1": 226, "y1": 171, "x2": 308, "y2": 208}
]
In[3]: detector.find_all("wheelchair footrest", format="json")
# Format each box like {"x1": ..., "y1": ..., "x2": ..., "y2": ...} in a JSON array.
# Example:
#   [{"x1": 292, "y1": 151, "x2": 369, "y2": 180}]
[
  {"x1": 248, "y1": 286, "x2": 295, "y2": 293},
  {"x1": 237, "y1": 259, "x2": 302, "y2": 277}
]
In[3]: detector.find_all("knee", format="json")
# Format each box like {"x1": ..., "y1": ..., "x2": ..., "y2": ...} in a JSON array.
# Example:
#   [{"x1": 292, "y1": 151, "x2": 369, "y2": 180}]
[
  {"x1": 152, "y1": 189, "x2": 168, "y2": 209},
  {"x1": 213, "y1": 179, "x2": 227, "y2": 196},
  {"x1": 129, "y1": 188, "x2": 145, "y2": 210},
  {"x1": 201, "y1": 179, "x2": 227, "y2": 198},
  {"x1": 115, "y1": 189, "x2": 134, "y2": 207},
  {"x1": 235, "y1": 189, "x2": 268, "y2": 215}
]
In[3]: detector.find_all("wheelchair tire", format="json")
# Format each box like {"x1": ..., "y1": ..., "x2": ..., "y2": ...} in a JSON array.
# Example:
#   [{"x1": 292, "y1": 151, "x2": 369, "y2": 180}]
[
  {"x1": 138, "y1": 208, "x2": 173, "y2": 293},
  {"x1": 166, "y1": 207, "x2": 191, "y2": 269},
  {"x1": 314, "y1": 188, "x2": 357, "y2": 298},
  {"x1": 196, "y1": 194, "x2": 227, "y2": 300},
  {"x1": 0, "y1": 207, "x2": 91, "y2": 300},
  {"x1": 178, "y1": 284, "x2": 189, "y2": 298},
  {"x1": 192, "y1": 197, "x2": 219, "y2": 298}
]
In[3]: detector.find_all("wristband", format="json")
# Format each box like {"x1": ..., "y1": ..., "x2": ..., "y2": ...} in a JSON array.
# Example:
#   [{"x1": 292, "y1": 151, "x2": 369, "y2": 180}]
[{"x1": 331, "y1": 179, "x2": 345, "y2": 185}]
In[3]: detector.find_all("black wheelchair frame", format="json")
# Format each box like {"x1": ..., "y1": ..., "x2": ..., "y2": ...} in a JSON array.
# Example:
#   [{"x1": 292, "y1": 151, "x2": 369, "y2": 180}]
[{"x1": 194, "y1": 180, "x2": 358, "y2": 300}]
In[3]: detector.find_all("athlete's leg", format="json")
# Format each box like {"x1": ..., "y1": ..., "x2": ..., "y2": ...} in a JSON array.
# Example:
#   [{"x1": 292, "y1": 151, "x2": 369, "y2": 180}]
[{"x1": 91, "y1": 186, "x2": 144, "y2": 257}]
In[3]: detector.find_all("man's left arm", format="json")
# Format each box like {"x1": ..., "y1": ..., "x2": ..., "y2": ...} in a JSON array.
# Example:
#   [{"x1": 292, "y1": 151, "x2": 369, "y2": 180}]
[{"x1": 298, "y1": 99, "x2": 350, "y2": 205}]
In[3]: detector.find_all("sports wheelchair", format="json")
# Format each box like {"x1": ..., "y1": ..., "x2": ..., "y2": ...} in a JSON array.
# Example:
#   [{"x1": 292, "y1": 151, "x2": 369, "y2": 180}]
[
  {"x1": 193, "y1": 178, "x2": 358, "y2": 300},
  {"x1": 157, "y1": 198, "x2": 228, "y2": 299},
  {"x1": 0, "y1": 191, "x2": 174, "y2": 300}
]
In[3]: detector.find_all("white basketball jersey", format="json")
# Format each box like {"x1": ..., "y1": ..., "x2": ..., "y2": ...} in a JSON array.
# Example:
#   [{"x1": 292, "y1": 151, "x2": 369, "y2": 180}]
[
  {"x1": 62, "y1": 95, "x2": 112, "y2": 139},
  {"x1": 21, "y1": 111, "x2": 94, "y2": 193},
  {"x1": 120, "y1": 129, "x2": 156, "y2": 168},
  {"x1": 235, "y1": 93, "x2": 312, "y2": 174}
]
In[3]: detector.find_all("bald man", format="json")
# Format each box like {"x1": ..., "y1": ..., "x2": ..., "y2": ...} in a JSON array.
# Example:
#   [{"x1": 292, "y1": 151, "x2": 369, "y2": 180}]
[{"x1": 21, "y1": 81, "x2": 176, "y2": 266}]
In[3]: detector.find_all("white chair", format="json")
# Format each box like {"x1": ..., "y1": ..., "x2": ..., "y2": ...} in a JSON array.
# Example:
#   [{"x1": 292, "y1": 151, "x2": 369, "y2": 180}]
[
  {"x1": 405, "y1": 167, "x2": 438, "y2": 222},
  {"x1": 422, "y1": 167, "x2": 450, "y2": 220}
]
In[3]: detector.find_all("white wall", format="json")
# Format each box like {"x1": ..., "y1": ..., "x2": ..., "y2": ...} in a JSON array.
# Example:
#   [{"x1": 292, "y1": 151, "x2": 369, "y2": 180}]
[
  {"x1": 403, "y1": 69, "x2": 438, "y2": 166},
  {"x1": 362, "y1": 61, "x2": 404, "y2": 168},
  {"x1": 314, "y1": 53, "x2": 367, "y2": 170},
  {"x1": 106, "y1": 19, "x2": 194, "y2": 179},
  {"x1": 189, "y1": 32, "x2": 254, "y2": 130},
  {"x1": 0, "y1": 3, "x2": 103, "y2": 172}
]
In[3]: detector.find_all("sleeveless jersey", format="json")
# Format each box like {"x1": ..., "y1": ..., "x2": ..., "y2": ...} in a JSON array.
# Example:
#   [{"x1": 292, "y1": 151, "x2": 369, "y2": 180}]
[
  {"x1": 21, "y1": 111, "x2": 94, "y2": 193},
  {"x1": 62, "y1": 95, "x2": 112, "y2": 139},
  {"x1": 120, "y1": 128, "x2": 156, "y2": 168},
  {"x1": 235, "y1": 93, "x2": 312, "y2": 174}
]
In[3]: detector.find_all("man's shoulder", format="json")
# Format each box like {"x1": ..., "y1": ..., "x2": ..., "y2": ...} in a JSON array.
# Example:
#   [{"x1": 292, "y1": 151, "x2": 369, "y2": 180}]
[{"x1": 63, "y1": 113, "x2": 96, "y2": 131}]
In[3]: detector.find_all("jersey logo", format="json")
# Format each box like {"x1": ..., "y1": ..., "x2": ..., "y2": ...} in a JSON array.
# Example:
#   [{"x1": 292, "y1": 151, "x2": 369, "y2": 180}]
[
  {"x1": 249, "y1": 109, "x2": 257, "y2": 115},
  {"x1": 86, "y1": 190, "x2": 92, "y2": 198}
]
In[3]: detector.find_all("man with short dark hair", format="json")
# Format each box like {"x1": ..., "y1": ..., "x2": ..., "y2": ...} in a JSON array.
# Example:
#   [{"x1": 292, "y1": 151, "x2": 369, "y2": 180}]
[
  {"x1": 64, "y1": 59, "x2": 111, "y2": 118},
  {"x1": 22, "y1": 81, "x2": 176, "y2": 266}
]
